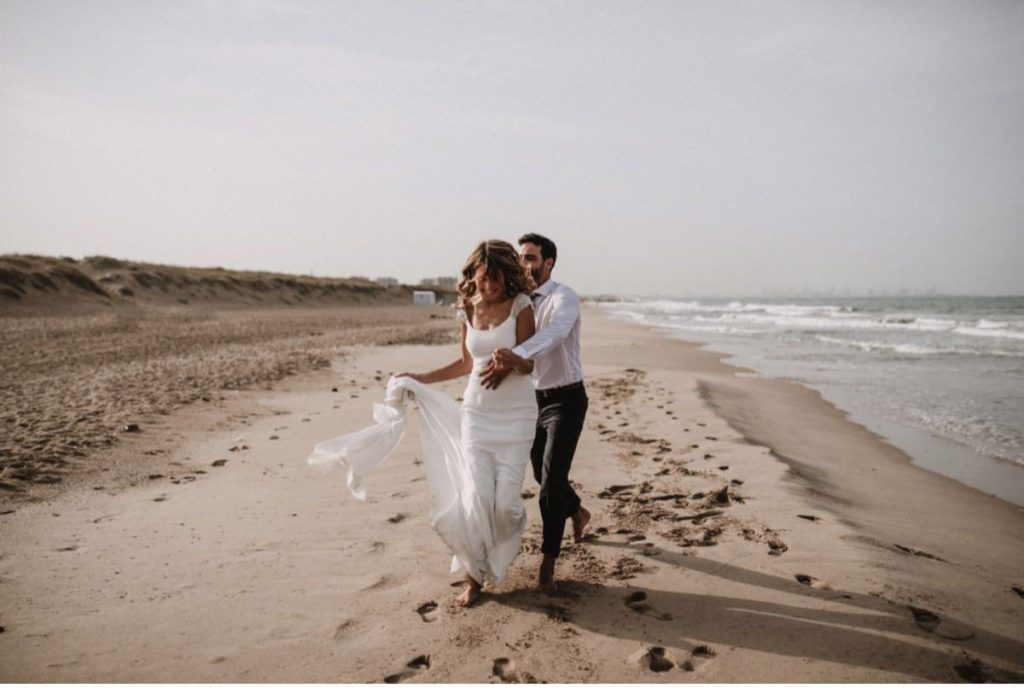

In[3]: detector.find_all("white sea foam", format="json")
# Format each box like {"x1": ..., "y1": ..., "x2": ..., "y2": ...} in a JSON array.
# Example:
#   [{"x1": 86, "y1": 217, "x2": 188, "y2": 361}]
[
  {"x1": 954, "y1": 326, "x2": 1024, "y2": 341},
  {"x1": 657, "y1": 323, "x2": 771, "y2": 336},
  {"x1": 815, "y1": 335, "x2": 940, "y2": 355}
]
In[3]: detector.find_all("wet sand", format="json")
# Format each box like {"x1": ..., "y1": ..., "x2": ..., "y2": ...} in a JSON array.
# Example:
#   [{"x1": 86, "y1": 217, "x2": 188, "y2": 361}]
[{"x1": 0, "y1": 306, "x2": 1022, "y2": 682}]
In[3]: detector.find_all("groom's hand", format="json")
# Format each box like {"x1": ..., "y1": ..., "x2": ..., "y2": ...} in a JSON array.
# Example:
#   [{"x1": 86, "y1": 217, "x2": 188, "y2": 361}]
[
  {"x1": 480, "y1": 359, "x2": 511, "y2": 390},
  {"x1": 493, "y1": 348, "x2": 530, "y2": 372}
]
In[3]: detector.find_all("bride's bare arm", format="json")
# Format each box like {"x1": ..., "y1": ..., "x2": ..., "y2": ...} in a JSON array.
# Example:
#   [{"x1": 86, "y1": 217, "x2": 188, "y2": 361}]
[{"x1": 396, "y1": 322, "x2": 473, "y2": 384}]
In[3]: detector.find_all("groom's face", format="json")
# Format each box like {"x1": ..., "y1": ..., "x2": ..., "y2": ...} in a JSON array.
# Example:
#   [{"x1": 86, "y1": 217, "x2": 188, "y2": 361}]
[{"x1": 519, "y1": 242, "x2": 552, "y2": 287}]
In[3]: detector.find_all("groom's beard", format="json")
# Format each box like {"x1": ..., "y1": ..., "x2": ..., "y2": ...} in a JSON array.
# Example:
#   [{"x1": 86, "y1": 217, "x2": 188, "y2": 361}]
[{"x1": 530, "y1": 267, "x2": 543, "y2": 284}]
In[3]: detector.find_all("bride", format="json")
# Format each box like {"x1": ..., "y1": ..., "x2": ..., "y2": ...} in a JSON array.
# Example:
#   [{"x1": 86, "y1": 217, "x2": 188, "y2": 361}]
[{"x1": 309, "y1": 240, "x2": 537, "y2": 607}]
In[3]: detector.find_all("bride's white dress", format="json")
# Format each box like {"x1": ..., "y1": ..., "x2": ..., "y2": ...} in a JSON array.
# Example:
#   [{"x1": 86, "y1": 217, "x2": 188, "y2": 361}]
[{"x1": 308, "y1": 293, "x2": 537, "y2": 585}]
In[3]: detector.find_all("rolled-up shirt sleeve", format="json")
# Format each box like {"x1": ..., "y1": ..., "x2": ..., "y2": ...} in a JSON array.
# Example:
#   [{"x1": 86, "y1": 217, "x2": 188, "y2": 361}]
[{"x1": 510, "y1": 288, "x2": 580, "y2": 360}]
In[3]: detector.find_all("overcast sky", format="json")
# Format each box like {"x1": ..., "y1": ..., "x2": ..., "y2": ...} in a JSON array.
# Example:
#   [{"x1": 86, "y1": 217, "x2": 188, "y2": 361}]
[{"x1": 2, "y1": 0, "x2": 1022, "y2": 297}]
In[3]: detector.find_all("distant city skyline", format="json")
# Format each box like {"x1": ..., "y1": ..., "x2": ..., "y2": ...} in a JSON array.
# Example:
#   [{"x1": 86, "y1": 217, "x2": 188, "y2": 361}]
[{"x1": 2, "y1": 1, "x2": 1022, "y2": 297}]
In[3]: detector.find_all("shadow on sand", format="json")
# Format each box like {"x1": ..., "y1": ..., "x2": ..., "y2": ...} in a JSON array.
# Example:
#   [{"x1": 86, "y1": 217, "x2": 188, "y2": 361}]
[{"x1": 488, "y1": 541, "x2": 1024, "y2": 682}]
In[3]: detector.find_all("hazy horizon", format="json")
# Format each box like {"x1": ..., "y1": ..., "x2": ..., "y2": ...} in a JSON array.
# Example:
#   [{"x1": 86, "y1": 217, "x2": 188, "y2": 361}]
[{"x1": 3, "y1": 1, "x2": 1023, "y2": 298}]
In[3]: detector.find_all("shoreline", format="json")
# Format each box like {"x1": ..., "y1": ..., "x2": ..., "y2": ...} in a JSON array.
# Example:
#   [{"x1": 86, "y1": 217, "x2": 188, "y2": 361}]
[
  {"x1": 590, "y1": 307, "x2": 1024, "y2": 525},
  {"x1": 0, "y1": 305, "x2": 1021, "y2": 681},
  {"x1": 611, "y1": 311, "x2": 1024, "y2": 509}
]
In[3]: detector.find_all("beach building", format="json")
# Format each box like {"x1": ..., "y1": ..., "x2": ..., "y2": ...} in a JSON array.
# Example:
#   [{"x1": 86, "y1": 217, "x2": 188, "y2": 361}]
[
  {"x1": 413, "y1": 290, "x2": 436, "y2": 305},
  {"x1": 418, "y1": 276, "x2": 457, "y2": 289}
]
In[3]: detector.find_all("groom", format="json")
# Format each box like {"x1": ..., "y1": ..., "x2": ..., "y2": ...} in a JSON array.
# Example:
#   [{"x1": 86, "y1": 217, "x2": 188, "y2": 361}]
[{"x1": 482, "y1": 233, "x2": 590, "y2": 594}]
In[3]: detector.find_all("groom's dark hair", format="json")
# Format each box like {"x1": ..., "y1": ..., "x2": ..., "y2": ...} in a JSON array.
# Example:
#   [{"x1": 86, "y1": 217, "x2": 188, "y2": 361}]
[{"x1": 518, "y1": 233, "x2": 557, "y2": 266}]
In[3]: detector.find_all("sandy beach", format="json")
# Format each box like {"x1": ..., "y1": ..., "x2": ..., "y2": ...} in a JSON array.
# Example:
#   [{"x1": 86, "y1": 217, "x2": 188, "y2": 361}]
[{"x1": 1, "y1": 302, "x2": 1023, "y2": 682}]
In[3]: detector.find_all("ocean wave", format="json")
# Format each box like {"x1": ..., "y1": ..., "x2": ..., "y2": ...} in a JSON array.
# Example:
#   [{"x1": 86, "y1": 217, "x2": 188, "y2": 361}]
[
  {"x1": 656, "y1": 322, "x2": 772, "y2": 336},
  {"x1": 606, "y1": 300, "x2": 843, "y2": 317},
  {"x1": 613, "y1": 301, "x2": 1023, "y2": 337},
  {"x1": 815, "y1": 335, "x2": 940, "y2": 355},
  {"x1": 814, "y1": 335, "x2": 1023, "y2": 358},
  {"x1": 954, "y1": 326, "x2": 1024, "y2": 341},
  {"x1": 902, "y1": 407, "x2": 1024, "y2": 466},
  {"x1": 605, "y1": 300, "x2": 1024, "y2": 348},
  {"x1": 702, "y1": 312, "x2": 945, "y2": 331}
]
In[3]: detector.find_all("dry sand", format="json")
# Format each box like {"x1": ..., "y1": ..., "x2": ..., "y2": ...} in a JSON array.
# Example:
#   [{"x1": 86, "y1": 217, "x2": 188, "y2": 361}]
[
  {"x1": 1, "y1": 305, "x2": 1022, "y2": 682},
  {"x1": 0, "y1": 306, "x2": 456, "y2": 497}
]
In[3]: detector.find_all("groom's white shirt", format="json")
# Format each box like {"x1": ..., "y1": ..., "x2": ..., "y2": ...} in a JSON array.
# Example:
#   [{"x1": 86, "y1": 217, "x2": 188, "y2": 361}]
[{"x1": 510, "y1": 279, "x2": 584, "y2": 391}]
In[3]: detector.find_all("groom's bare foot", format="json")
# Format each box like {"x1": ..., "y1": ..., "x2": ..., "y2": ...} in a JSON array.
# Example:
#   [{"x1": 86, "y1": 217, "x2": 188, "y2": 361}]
[
  {"x1": 537, "y1": 555, "x2": 558, "y2": 595},
  {"x1": 456, "y1": 577, "x2": 482, "y2": 607},
  {"x1": 572, "y1": 506, "x2": 591, "y2": 543}
]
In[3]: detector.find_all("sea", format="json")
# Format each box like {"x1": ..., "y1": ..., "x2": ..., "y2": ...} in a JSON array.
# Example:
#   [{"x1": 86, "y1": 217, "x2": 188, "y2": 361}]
[{"x1": 600, "y1": 296, "x2": 1024, "y2": 507}]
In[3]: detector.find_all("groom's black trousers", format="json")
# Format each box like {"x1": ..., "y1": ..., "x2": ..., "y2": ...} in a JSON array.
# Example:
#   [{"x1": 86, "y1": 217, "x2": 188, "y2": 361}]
[{"x1": 530, "y1": 381, "x2": 588, "y2": 557}]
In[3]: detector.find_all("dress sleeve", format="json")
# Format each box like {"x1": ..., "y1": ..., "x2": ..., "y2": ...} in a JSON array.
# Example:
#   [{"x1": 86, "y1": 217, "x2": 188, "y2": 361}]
[
  {"x1": 455, "y1": 306, "x2": 468, "y2": 323},
  {"x1": 511, "y1": 292, "x2": 533, "y2": 318}
]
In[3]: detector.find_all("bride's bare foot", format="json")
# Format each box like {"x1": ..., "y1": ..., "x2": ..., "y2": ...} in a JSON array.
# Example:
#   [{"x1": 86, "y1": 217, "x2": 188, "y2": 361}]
[
  {"x1": 456, "y1": 577, "x2": 482, "y2": 607},
  {"x1": 537, "y1": 554, "x2": 558, "y2": 595},
  {"x1": 571, "y1": 506, "x2": 591, "y2": 543}
]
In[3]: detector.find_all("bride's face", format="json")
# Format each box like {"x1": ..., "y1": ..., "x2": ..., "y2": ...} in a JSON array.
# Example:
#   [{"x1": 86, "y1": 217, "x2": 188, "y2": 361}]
[{"x1": 472, "y1": 264, "x2": 504, "y2": 303}]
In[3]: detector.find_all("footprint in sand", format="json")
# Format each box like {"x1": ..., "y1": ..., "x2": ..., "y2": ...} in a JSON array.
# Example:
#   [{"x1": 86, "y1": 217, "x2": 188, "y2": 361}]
[
  {"x1": 910, "y1": 606, "x2": 941, "y2": 632},
  {"x1": 910, "y1": 606, "x2": 975, "y2": 641},
  {"x1": 598, "y1": 484, "x2": 636, "y2": 499},
  {"x1": 707, "y1": 485, "x2": 732, "y2": 505},
  {"x1": 416, "y1": 601, "x2": 438, "y2": 622},
  {"x1": 492, "y1": 657, "x2": 535, "y2": 683},
  {"x1": 1012, "y1": 585, "x2": 1024, "y2": 599},
  {"x1": 611, "y1": 556, "x2": 647, "y2": 580},
  {"x1": 361, "y1": 575, "x2": 392, "y2": 591},
  {"x1": 539, "y1": 603, "x2": 571, "y2": 622},
  {"x1": 629, "y1": 646, "x2": 677, "y2": 672},
  {"x1": 333, "y1": 619, "x2": 354, "y2": 640},
  {"x1": 954, "y1": 658, "x2": 988, "y2": 683},
  {"x1": 681, "y1": 645, "x2": 717, "y2": 672},
  {"x1": 624, "y1": 591, "x2": 673, "y2": 621},
  {"x1": 384, "y1": 655, "x2": 431, "y2": 683},
  {"x1": 387, "y1": 513, "x2": 408, "y2": 524},
  {"x1": 795, "y1": 573, "x2": 832, "y2": 590},
  {"x1": 766, "y1": 531, "x2": 788, "y2": 556},
  {"x1": 797, "y1": 514, "x2": 822, "y2": 522}
]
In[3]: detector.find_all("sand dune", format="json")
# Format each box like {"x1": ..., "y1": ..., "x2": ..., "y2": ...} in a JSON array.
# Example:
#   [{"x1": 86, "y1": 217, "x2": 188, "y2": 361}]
[{"x1": 0, "y1": 254, "x2": 443, "y2": 314}]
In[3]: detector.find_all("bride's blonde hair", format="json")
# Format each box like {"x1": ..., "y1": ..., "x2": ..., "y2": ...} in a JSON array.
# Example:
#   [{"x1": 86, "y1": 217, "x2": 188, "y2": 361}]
[{"x1": 456, "y1": 240, "x2": 535, "y2": 310}]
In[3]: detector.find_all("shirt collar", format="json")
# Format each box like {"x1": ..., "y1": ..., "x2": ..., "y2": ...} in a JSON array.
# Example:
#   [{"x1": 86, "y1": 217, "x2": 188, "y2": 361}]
[{"x1": 534, "y1": 279, "x2": 557, "y2": 298}]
